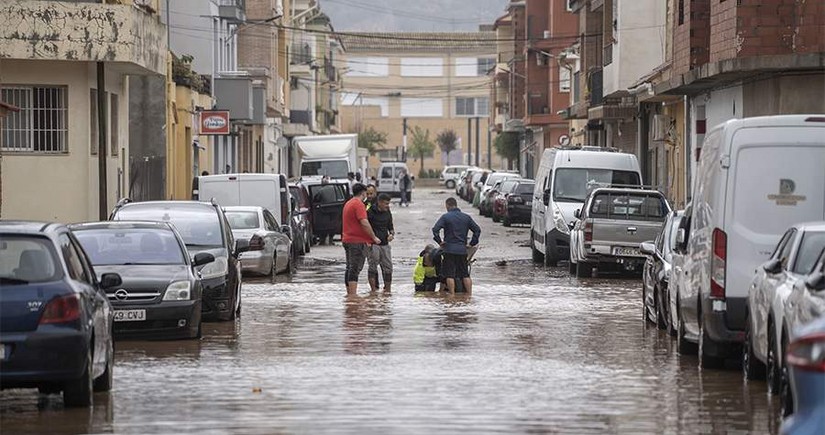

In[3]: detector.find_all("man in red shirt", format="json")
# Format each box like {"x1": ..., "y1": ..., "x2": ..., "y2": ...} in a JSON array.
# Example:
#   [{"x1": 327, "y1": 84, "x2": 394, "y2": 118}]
[{"x1": 342, "y1": 183, "x2": 381, "y2": 295}]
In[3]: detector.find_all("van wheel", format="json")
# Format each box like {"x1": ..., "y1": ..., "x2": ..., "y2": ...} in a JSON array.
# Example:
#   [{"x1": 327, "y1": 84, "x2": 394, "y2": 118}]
[
  {"x1": 699, "y1": 327, "x2": 724, "y2": 369},
  {"x1": 544, "y1": 241, "x2": 558, "y2": 267},
  {"x1": 63, "y1": 346, "x2": 93, "y2": 407},
  {"x1": 676, "y1": 304, "x2": 698, "y2": 355},
  {"x1": 568, "y1": 261, "x2": 576, "y2": 275},
  {"x1": 531, "y1": 234, "x2": 544, "y2": 264},
  {"x1": 576, "y1": 261, "x2": 593, "y2": 278},
  {"x1": 743, "y1": 319, "x2": 766, "y2": 381}
]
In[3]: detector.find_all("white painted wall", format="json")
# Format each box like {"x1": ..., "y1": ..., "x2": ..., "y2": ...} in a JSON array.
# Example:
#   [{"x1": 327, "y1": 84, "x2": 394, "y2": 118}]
[
  {"x1": 603, "y1": 0, "x2": 667, "y2": 96},
  {"x1": 2, "y1": 60, "x2": 127, "y2": 222},
  {"x1": 688, "y1": 84, "x2": 743, "y2": 190}
]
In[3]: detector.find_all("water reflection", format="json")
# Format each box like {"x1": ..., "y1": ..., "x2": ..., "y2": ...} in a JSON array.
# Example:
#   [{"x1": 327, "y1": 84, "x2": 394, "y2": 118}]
[{"x1": 343, "y1": 292, "x2": 394, "y2": 355}]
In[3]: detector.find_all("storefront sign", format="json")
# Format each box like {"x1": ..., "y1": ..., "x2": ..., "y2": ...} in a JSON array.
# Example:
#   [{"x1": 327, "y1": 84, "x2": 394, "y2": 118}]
[{"x1": 200, "y1": 110, "x2": 230, "y2": 135}]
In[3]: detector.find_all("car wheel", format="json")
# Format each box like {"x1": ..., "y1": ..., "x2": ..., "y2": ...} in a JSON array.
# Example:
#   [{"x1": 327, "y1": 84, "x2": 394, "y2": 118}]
[
  {"x1": 270, "y1": 255, "x2": 278, "y2": 278},
  {"x1": 568, "y1": 261, "x2": 576, "y2": 275},
  {"x1": 229, "y1": 283, "x2": 241, "y2": 321},
  {"x1": 304, "y1": 232, "x2": 311, "y2": 253},
  {"x1": 655, "y1": 288, "x2": 667, "y2": 330},
  {"x1": 767, "y1": 324, "x2": 781, "y2": 395},
  {"x1": 63, "y1": 346, "x2": 93, "y2": 407},
  {"x1": 446, "y1": 180, "x2": 455, "y2": 189},
  {"x1": 492, "y1": 214, "x2": 500, "y2": 223},
  {"x1": 544, "y1": 241, "x2": 558, "y2": 267},
  {"x1": 531, "y1": 234, "x2": 544, "y2": 264},
  {"x1": 503, "y1": 217, "x2": 511, "y2": 227},
  {"x1": 677, "y1": 304, "x2": 698, "y2": 355},
  {"x1": 666, "y1": 289, "x2": 677, "y2": 337},
  {"x1": 699, "y1": 325, "x2": 725, "y2": 369},
  {"x1": 194, "y1": 319, "x2": 203, "y2": 339},
  {"x1": 576, "y1": 261, "x2": 593, "y2": 278},
  {"x1": 93, "y1": 332, "x2": 113, "y2": 392},
  {"x1": 743, "y1": 318, "x2": 766, "y2": 381},
  {"x1": 779, "y1": 334, "x2": 794, "y2": 417}
]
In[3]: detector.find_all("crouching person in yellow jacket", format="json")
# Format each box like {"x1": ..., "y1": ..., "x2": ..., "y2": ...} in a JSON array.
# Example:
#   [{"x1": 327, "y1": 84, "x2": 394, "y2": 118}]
[{"x1": 414, "y1": 245, "x2": 442, "y2": 292}]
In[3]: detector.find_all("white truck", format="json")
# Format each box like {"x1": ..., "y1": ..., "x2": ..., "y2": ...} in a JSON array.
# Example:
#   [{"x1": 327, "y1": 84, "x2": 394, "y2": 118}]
[{"x1": 294, "y1": 134, "x2": 358, "y2": 180}]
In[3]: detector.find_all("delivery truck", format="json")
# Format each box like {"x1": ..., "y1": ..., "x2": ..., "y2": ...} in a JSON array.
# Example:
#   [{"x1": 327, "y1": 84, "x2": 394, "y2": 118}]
[{"x1": 294, "y1": 134, "x2": 358, "y2": 180}]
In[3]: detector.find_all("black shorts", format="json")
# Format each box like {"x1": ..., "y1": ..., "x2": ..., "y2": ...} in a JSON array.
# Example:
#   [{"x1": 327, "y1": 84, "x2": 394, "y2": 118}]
[{"x1": 441, "y1": 253, "x2": 469, "y2": 280}]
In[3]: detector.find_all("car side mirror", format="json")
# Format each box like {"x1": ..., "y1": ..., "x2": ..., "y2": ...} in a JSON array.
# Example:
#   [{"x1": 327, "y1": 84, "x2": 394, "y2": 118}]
[
  {"x1": 676, "y1": 228, "x2": 686, "y2": 248},
  {"x1": 640, "y1": 241, "x2": 657, "y2": 258},
  {"x1": 805, "y1": 272, "x2": 825, "y2": 291},
  {"x1": 763, "y1": 258, "x2": 783, "y2": 275},
  {"x1": 281, "y1": 225, "x2": 292, "y2": 235},
  {"x1": 574, "y1": 209, "x2": 581, "y2": 219},
  {"x1": 100, "y1": 273, "x2": 122, "y2": 289},
  {"x1": 542, "y1": 189, "x2": 550, "y2": 206},
  {"x1": 193, "y1": 252, "x2": 215, "y2": 267},
  {"x1": 234, "y1": 238, "x2": 250, "y2": 254}
]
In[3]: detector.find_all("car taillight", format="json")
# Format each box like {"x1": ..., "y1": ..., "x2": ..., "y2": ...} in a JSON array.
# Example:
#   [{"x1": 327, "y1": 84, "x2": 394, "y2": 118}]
[
  {"x1": 250, "y1": 235, "x2": 265, "y2": 251},
  {"x1": 710, "y1": 228, "x2": 727, "y2": 299},
  {"x1": 584, "y1": 221, "x2": 593, "y2": 242},
  {"x1": 39, "y1": 294, "x2": 81, "y2": 325},
  {"x1": 787, "y1": 333, "x2": 825, "y2": 372}
]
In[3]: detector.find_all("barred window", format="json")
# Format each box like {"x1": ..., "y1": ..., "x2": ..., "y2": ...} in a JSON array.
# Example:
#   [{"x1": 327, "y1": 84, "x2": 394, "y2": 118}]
[
  {"x1": 1, "y1": 86, "x2": 68, "y2": 153},
  {"x1": 455, "y1": 97, "x2": 490, "y2": 117}
]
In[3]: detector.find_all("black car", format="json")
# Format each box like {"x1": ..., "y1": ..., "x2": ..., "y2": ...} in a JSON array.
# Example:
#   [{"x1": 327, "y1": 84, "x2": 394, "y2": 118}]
[
  {"x1": 0, "y1": 221, "x2": 122, "y2": 407},
  {"x1": 640, "y1": 210, "x2": 683, "y2": 331},
  {"x1": 503, "y1": 180, "x2": 535, "y2": 226},
  {"x1": 71, "y1": 221, "x2": 215, "y2": 340},
  {"x1": 289, "y1": 182, "x2": 312, "y2": 255},
  {"x1": 301, "y1": 179, "x2": 350, "y2": 244},
  {"x1": 109, "y1": 200, "x2": 248, "y2": 322}
]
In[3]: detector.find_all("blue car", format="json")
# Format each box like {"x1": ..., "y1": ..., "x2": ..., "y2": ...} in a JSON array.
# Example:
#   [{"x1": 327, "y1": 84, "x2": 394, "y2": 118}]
[
  {"x1": 781, "y1": 314, "x2": 825, "y2": 434},
  {"x1": 0, "y1": 222, "x2": 122, "y2": 407}
]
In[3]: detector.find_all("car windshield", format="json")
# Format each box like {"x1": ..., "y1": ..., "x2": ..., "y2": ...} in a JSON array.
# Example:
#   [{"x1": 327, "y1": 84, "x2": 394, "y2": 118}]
[
  {"x1": 516, "y1": 183, "x2": 535, "y2": 194},
  {"x1": 793, "y1": 231, "x2": 825, "y2": 274},
  {"x1": 301, "y1": 161, "x2": 349, "y2": 179},
  {"x1": 74, "y1": 228, "x2": 186, "y2": 266},
  {"x1": 225, "y1": 211, "x2": 261, "y2": 230},
  {"x1": 554, "y1": 168, "x2": 641, "y2": 202},
  {"x1": 589, "y1": 193, "x2": 668, "y2": 221},
  {"x1": 500, "y1": 180, "x2": 519, "y2": 193},
  {"x1": 0, "y1": 235, "x2": 62, "y2": 284},
  {"x1": 114, "y1": 205, "x2": 224, "y2": 247}
]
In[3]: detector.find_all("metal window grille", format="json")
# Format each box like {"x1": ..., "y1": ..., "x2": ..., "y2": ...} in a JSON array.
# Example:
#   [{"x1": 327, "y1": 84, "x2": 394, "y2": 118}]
[{"x1": 1, "y1": 86, "x2": 68, "y2": 153}]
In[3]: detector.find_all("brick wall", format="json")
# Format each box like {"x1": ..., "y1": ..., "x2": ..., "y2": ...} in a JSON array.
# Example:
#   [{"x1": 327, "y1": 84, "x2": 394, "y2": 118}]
[{"x1": 673, "y1": 0, "x2": 710, "y2": 75}]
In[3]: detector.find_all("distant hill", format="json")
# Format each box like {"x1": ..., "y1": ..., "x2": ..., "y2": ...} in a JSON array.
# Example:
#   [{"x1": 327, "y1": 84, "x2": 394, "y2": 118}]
[{"x1": 320, "y1": 0, "x2": 509, "y2": 32}]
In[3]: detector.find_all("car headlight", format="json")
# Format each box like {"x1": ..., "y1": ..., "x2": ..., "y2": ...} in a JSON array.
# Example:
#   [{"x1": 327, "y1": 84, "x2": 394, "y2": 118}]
[
  {"x1": 199, "y1": 256, "x2": 228, "y2": 280},
  {"x1": 553, "y1": 204, "x2": 570, "y2": 235},
  {"x1": 163, "y1": 281, "x2": 191, "y2": 301}
]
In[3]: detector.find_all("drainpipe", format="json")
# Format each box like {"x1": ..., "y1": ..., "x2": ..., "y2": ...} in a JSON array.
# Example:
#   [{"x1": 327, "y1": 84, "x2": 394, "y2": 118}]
[{"x1": 97, "y1": 62, "x2": 108, "y2": 219}]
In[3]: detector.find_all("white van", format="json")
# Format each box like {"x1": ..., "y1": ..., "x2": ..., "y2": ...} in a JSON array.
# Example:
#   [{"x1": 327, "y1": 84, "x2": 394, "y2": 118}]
[
  {"x1": 197, "y1": 174, "x2": 290, "y2": 228},
  {"x1": 441, "y1": 165, "x2": 472, "y2": 189},
  {"x1": 530, "y1": 148, "x2": 642, "y2": 266},
  {"x1": 677, "y1": 115, "x2": 825, "y2": 367},
  {"x1": 377, "y1": 162, "x2": 409, "y2": 197}
]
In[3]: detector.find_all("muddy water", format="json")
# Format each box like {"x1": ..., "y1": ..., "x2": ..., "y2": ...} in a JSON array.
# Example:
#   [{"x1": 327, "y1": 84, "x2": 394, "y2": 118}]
[{"x1": 1, "y1": 190, "x2": 780, "y2": 434}]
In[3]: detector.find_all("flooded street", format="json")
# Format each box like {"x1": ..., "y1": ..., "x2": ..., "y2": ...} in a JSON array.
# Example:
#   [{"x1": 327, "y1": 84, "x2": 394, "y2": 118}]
[{"x1": 1, "y1": 188, "x2": 780, "y2": 434}]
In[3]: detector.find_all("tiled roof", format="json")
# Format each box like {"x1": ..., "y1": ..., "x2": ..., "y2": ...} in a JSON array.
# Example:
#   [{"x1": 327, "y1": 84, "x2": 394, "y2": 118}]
[{"x1": 339, "y1": 31, "x2": 497, "y2": 53}]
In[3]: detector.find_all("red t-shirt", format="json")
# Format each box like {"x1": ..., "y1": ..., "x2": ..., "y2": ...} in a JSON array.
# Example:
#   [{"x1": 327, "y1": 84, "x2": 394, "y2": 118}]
[{"x1": 342, "y1": 197, "x2": 373, "y2": 244}]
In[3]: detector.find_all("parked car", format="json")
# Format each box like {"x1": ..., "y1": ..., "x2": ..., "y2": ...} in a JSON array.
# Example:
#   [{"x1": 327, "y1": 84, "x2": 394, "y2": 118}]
[
  {"x1": 531, "y1": 147, "x2": 642, "y2": 267},
  {"x1": 502, "y1": 180, "x2": 536, "y2": 227},
  {"x1": 0, "y1": 221, "x2": 122, "y2": 407},
  {"x1": 780, "y1": 315, "x2": 825, "y2": 434},
  {"x1": 377, "y1": 161, "x2": 409, "y2": 198},
  {"x1": 224, "y1": 206, "x2": 293, "y2": 276},
  {"x1": 71, "y1": 221, "x2": 212, "y2": 340},
  {"x1": 457, "y1": 169, "x2": 479, "y2": 200},
  {"x1": 302, "y1": 179, "x2": 350, "y2": 244},
  {"x1": 492, "y1": 179, "x2": 521, "y2": 223},
  {"x1": 196, "y1": 173, "x2": 290, "y2": 230},
  {"x1": 467, "y1": 170, "x2": 490, "y2": 203},
  {"x1": 478, "y1": 172, "x2": 518, "y2": 215},
  {"x1": 569, "y1": 187, "x2": 670, "y2": 277},
  {"x1": 441, "y1": 165, "x2": 472, "y2": 189},
  {"x1": 678, "y1": 115, "x2": 825, "y2": 370},
  {"x1": 289, "y1": 182, "x2": 313, "y2": 253},
  {"x1": 480, "y1": 180, "x2": 503, "y2": 217},
  {"x1": 670, "y1": 202, "x2": 697, "y2": 355},
  {"x1": 110, "y1": 200, "x2": 248, "y2": 322},
  {"x1": 640, "y1": 210, "x2": 683, "y2": 331},
  {"x1": 744, "y1": 224, "x2": 825, "y2": 402}
]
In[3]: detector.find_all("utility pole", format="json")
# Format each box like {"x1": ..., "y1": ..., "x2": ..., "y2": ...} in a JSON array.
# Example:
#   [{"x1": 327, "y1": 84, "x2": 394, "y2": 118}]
[
  {"x1": 487, "y1": 124, "x2": 492, "y2": 169},
  {"x1": 474, "y1": 117, "x2": 480, "y2": 167},
  {"x1": 402, "y1": 118, "x2": 408, "y2": 162},
  {"x1": 97, "y1": 62, "x2": 108, "y2": 220},
  {"x1": 467, "y1": 118, "x2": 472, "y2": 165}
]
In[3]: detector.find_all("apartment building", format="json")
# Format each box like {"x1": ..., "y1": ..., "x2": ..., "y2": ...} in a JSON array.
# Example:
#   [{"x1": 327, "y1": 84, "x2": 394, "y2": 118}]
[
  {"x1": 339, "y1": 31, "x2": 501, "y2": 177},
  {"x1": 0, "y1": 0, "x2": 166, "y2": 221}
]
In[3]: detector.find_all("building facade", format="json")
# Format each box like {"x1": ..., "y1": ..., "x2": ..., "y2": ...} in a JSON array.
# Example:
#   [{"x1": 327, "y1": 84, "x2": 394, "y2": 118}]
[
  {"x1": 0, "y1": 0, "x2": 166, "y2": 221},
  {"x1": 339, "y1": 31, "x2": 501, "y2": 177}
]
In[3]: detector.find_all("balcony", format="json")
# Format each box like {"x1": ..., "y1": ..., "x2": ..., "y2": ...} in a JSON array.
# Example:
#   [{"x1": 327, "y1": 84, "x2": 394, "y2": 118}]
[
  {"x1": 289, "y1": 110, "x2": 312, "y2": 126},
  {"x1": 218, "y1": 0, "x2": 246, "y2": 23},
  {"x1": 0, "y1": 0, "x2": 166, "y2": 75}
]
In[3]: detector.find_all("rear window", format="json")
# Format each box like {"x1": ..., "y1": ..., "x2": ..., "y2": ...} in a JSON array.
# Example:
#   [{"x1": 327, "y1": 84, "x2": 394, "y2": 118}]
[
  {"x1": 114, "y1": 204, "x2": 223, "y2": 248},
  {"x1": 516, "y1": 183, "x2": 535, "y2": 194},
  {"x1": 590, "y1": 193, "x2": 668, "y2": 221},
  {"x1": 0, "y1": 235, "x2": 62, "y2": 284},
  {"x1": 500, "y1": 180, "x2": 519, "y2": 193},
  {"x1": 310, "y1": 184, "x2": 347, "y2": 204},
  {"x1": 74, "y1": 228, "x2": 185, "y2": 266},
  {"x1": 793, "y1": 231, "x2": 825, "y2": 274},
  {"x1": 554, "y1": 168, "x2": 641, "y2": 203},
  {"x1": 302, "y1": 161, "x2": 349, "y2": 179},
  {"x1": 225, "y1": 211, "x2": 261, "y2": 230}
]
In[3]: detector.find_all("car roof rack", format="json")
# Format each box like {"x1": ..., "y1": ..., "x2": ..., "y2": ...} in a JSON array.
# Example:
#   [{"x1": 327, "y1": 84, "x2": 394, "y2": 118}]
[{"x1": 586, "y1": 182, "x2": 663, "y2": 193}]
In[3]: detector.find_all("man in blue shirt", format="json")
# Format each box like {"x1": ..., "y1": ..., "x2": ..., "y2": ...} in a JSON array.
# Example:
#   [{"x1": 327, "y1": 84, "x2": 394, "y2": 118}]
[{"x1": 432, "y1": 197, "x2": 481, "y2": 294}]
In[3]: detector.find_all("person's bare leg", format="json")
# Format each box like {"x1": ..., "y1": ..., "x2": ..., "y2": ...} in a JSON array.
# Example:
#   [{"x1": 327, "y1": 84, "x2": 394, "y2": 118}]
[
  {"x1": 462, "y1": 277, "x2": 472, "y2": 295},
  {"x1": 346, "y1": 281, "x2": 358, "y2": 296},
  {"x1": 446, "y1": 278, "x2": 456, "y2": 294}
]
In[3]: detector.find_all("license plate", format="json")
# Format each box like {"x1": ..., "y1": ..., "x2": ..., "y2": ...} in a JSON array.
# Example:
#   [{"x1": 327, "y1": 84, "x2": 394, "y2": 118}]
[
  {"x1": 114, "y1": 309, "x2": 146, "y2": 322},
  {"x1": 613, "y1": 247, "x2": 642, "y2": 257}
]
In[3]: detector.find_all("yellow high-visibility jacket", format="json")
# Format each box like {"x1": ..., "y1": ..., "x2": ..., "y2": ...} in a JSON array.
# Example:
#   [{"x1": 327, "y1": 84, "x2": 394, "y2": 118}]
[{"x1": 413, "y1": 256, "x2": 437, "y2": 285}]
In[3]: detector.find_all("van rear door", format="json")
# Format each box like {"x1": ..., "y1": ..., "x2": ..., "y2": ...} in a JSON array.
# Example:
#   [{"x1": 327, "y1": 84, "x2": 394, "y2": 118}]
[
  {"x1": 238, "y1": 177, "x2": 281, "y2": 223},
  {"x1": 199, "y1": 176, "x2": 241, "y2": 207},
  {"x1": 726, "y1": 128, "x2": 825, "y2": 315},
  {"x1": 309, "y1": 183, "x2": 348, "y2": 237}
]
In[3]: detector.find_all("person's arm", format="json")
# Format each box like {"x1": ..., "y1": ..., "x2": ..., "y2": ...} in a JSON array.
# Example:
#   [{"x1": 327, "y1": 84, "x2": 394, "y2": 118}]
[
  {"x1": 469, "y1": 217, "x2": 481, "y2": 247},
  {"x1": 357, "y1": 202, "x2": 381, "y2": 244},
  {"x1": 387, "y1": 212, "x2": 395, "y2": 241},
  {"x1": 432, "y1": 216, "x2": 445, "y2": 245}
]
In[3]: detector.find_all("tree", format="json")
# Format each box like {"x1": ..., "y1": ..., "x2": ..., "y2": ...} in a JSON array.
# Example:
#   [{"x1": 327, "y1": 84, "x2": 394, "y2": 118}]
[
  {"x1": 357, "y1": 126, "x2": 387, "y2": 156},
  {"x1": 436, "y1": 129, "x2": 459, "y2": 157},
  {"x1": 408, "y1": 126, "x2": 435, "y2": 174},
  {"x1": 494, "y1": 132, "x2": 521, "y2": 169}
]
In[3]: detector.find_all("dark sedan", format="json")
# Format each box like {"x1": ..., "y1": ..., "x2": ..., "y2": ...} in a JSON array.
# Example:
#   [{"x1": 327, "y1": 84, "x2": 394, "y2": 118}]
[
  {"x1": 640, "y1": 210, "x2": 683, "y2": 332},
  {"x1": 289, "y1": 182, "x2": 313, "y2": 254},
  {"x1": 71, "y1": 221, "x2": 214, "y2": 340},
  {"x1": 110, "y1": 200, "x2": 249, "y2": 322},
  {"x1": 0, "y1": 221, "x2": 122, "y2": 407},
  {"x1": 503, "y1": 180, "x2": 535, "y2": 227}
]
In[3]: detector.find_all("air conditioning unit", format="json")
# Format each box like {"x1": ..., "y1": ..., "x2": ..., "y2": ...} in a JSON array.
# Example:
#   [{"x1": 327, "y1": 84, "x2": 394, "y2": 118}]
[
  {"x1": 543, "y1": 30, "x2": 551, "y2": 39},
  {"x1": 652, "y1": 114, "x2": 673, "y2": 141}
]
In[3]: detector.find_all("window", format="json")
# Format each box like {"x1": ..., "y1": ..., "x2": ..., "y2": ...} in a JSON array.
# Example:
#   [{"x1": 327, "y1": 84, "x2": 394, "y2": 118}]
[
  {"x1": 225, "y1": 211, "x2": 261, "y2": 230},
  {"x1": 114, "y1": 205, "x2": 224, "y2": 248},
  {"x1": 401, "y1": 58, "x2": 443, "y2": 77},
  {"x1": 59, "y1": 234, "x2": 89, "y2": 283},
  {"x1": 400, "y1": 98, "x2": 443, "y2": 117},
  {"x1": 340, "y1": 93, "x2": 389, "y2": 117},
  {"x1": 90, "y1": 89, "x2": 98, "y2": 155},
  {"x1": 455, "y1": 58, "x2": 496, "y2": 77},
  {"x1": 678, "y1": 0, "x2": 684, "y2": 25},
  {"x1": 589, "y1": 193, "x2": 668, "y2": 222},
  {"x1": 793, "y1": 232, "x2": 825, "y2": 274},
  {"x1": 553, "y1": 168, "x2": 641, "y2": 203},
  {"x1": 346, "y1": 57, "x2": 389, "y2": 77},
  {"x1": 560, "y1": 67, "x2": 571, "y2": 93},
  {"x1": 110, "y1": 93, "x2": 119, "y2": 157},
  {"x1": 377, "y1": 149, "x2": 398, "y2": 161},
  {"x1": 455, "y1": 97, "x2": 489, "y2": 117},
  {"x1": 74, "y1": 229, "x2": 186, "y2": 266},
  {"x1": 1, "y1": 85, "x2": 68, "y2": 153},
  {"x1": 477, "y1": 58, "x2": 495, "y2": 76},
  {"x1": 0, "y1": 236, "x2": 61, "y2": 283}
]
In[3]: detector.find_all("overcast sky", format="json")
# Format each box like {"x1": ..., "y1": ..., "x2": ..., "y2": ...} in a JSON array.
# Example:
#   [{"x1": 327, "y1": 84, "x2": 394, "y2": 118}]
[{"x1": 320, "y1": 0, "x2": 509, "y2": 32}]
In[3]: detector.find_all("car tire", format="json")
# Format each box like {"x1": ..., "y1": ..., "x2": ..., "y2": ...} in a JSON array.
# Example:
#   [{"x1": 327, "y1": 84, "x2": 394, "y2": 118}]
[
  {"x1": 270, "y1": 255, "x2": 278, "y2": 278},
  {"x1": 194, "y1": 320, "x2": 203, "y2": 339},
  {"x1": 446, "y1": 180, "x2": 455, "y2": 189},
  {"x1": 304, "y1": 232, "x2": 311, "y2": 253},
  {"x1": 699, "y1": 326, "x2": 725, "y2": 369},
  {"x1": 743, "y1": 318, "x2": 766, "y2": 381},
  {"x1": 655, "y1": 288, "x2": 668, "y2": 330},
  {"x1": 767, "y1": 325, "x2": 781, "y2": 395},
  {"x1": 666, "y1": 289, "x2": 677, "y2": 337},
  {"x1": 544, "y1": 240, "x2": 558, "y2": 267},
  {"x1": 576, "y1": 261, "x2": 593, "y2": 278},
  {"x1": 531, "y1": 234, "x2": 544, "y2": 264},
  {"x1": 779, "y1": 334, "x2": 794, "y2": 417},
  {"x1": 677, "y1": 302, "x2": 698, "y2": 355},
  {"x1": 568, "y1": 261, "x2": 577, "y2": 275},
  {"x1": 492, "y1": 214, "x2": 500, "y2": 223},
  {"x1": 229, "y1": 283, "x2": 241, "y2": 321},
  {"x1": 93, "y1": 333, "x2": 113, "y2": 392},
  {"x1": 503, "y1": 217, "x2": 511, "y2": 227},
  {"x1": 63, "y1": 346, "x2": 93, "y2": 408}
]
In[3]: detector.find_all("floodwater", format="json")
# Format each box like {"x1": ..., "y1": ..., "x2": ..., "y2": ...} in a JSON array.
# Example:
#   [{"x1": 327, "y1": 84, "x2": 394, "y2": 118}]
[{"x1": 1, "y1": 189, "x2": 780, "y2": 434}]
